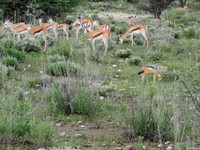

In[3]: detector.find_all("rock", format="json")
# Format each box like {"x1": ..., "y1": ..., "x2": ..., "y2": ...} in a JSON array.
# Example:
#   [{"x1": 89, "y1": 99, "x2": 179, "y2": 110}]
[
  {"x1": 125, "y1": 144, "x2": 133, "y2": 150},
  {"x1": 114, "y1": 147, "x2": 122, "y2": 150},
  {"x1": 76, "y1": 121, "x2": 83, "y2": 126},
  {"x1": 59, "y1": 132, "x2": 66, "y2": 137},
  {"x1": 75, "y1": 133, "x2": 82, "y2": 138}
]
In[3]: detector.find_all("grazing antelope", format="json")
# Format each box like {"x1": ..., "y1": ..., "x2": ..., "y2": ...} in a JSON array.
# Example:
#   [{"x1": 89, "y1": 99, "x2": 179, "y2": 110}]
[
  {"x1": 138, "y1": 65, "x2": 168, "y2": 82},
  {"x1": 48, "y1": 18, "x2": 69, "y2": 40},
  {"x1": 27, "y1": 24, "x2": 49, "y2": 51},
  {"x1": 118, "y1": 25, "x2": 148, "y2": 46},
  {"x1": 85, "y1": 28, "x2": 110, "y2": 54},
  {"x1": 72, "y1": 18, "x2": 98, "y2": 39},
  {"x1": 38, "y1": 18, "x2": 58, "y2": 40},
  {"x1": 4, "y1": 20, "x2": 29, "y2": 40}
]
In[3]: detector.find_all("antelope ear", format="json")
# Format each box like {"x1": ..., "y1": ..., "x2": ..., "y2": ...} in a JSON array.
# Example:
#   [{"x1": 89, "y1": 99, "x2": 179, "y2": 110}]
[{"x1": 78, "y1": 16, "x2": 81, "y2": 19}]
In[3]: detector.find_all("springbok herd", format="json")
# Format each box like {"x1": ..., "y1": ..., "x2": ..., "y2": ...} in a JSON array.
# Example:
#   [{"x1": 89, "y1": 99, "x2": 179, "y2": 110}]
[{"x1": 0, "y1": 17, "x2": 148, "y2": 53}]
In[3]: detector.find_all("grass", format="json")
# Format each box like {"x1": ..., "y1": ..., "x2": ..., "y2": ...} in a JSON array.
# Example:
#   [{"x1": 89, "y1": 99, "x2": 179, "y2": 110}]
[{"x1": 0, "y1": 1, "x2": 200, "y2": 150}]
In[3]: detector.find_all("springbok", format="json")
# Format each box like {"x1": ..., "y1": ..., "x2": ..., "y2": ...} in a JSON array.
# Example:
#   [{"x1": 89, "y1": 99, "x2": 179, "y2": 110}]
[
  {"x1": 85, "y1": 28, "x2": 110, "y2": 54},
  {"x1": 4, "y1": 20, "x2": 29, "y2": 40},
  {"x1": 72, "y1": 17, "x2": 98, "y2": 39},
  {"x1": 118, "y1": 25, "x2": 148, "y2": 46},
  {"x1": 27, "y1": 23, "x2": 51, "y2": 51},
  {"x1": 38, "y1": 18, "x2": 58, "y2": 40},
  {"x1": 48, "y1": 18, "x2": 69, "y2": 40}
]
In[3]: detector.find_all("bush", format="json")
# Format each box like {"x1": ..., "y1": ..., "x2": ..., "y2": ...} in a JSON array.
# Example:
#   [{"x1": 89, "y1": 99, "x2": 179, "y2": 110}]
[
  {"x1": 116, "y1": 49, "x2": 132, "y2": 58},
  {"x1": 0, "y1": 62, "x2": 15, "y2": 77},
  {"x1": 148, "y1": 50, "x2": 163, "y2": 61},
  {"x1": 27, "y1": 78, "x2": 43, "y2": 88},
  {"x1": 29, "y1": 121, "x2": 54, "y2": 147},
  {"x1": 73, "y1": 88, "x2": 103, "y2": 117},
  {"x1": 46, "y1": 61, "x2": 80, "y2": 77},
  {"x1": 183, "y1": 28, "x2": 196, "y2": 39},
  {"x1": 0, "y1": 98, "x2": 31, "y2": 141},
  {"x1": 45, "y1": 82, "x2": 76, "y2": 115},
  {"x1": 6, "y1": 48, "x2": 26, "y2": 62},
  {"x1": 15, "y1": 39, "x2": 42, "y2": 52},
  {"x1": 0, "y1": 72, "x2": 6, "y2": 89},
  {"x1": 48, "y1": 54, "x2": 66, "y2": 63},
  {"x1": 99, "y1": 83, "x2": 117, "y2": 97},
  {"x1": 2, "y1": 57, "x2": 18, "y2": 69},
  {"x1": 128, "y1": 56, "x2": 142, "y2": 66},
  {"x1": 51, "y1": 42, "x2": 70, "y2": 57},
  {"x1": 197, "y1": 63, "x2": 200, "y2": 71},
  {"x1": 161, "y1": 73, "x2": 179, "y2": 82}
]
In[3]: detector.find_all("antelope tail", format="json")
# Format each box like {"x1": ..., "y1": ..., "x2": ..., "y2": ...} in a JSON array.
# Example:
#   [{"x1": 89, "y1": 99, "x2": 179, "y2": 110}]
[{"x1": 138, "y1": 70, "x2": 144, "y2": 75}]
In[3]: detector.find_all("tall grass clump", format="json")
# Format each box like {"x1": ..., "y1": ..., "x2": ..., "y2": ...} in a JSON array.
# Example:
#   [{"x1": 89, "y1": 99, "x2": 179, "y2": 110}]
[
  {"x1": 51, "y1": 41, "x2": 71, "y2": 57},
  {"x1": 6, "y1": 48, "x2": 26, "y2": 63},
  {"x1": 125, "y1": 84, "x2": 194, "y2": 143},
  {"x1": 73, "y1": 88, "x2": 103, "y2": 117},
  {"x1": 2, "y1": 56, "x2": 18, "y2": 69},
  {"x1": 46, "y1": 61, "x2": 80, "y2": 77},
  {"x1": 183, "y1": 28, "x2": 196, "y2": 39},
  {"x1": 45, "y1": 81, "x2": 103, "y2": 117}
]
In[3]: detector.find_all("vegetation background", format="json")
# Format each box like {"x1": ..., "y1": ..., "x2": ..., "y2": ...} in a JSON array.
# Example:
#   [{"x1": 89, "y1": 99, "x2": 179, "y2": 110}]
[{"x1": 0, "y1": 0, "x2": 200, "y2": 150}]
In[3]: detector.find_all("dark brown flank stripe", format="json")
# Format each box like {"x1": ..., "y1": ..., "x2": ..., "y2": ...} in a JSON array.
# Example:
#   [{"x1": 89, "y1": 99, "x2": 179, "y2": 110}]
[
  {"x1": 130, "y1": 27, "x2": 140, "y2": 32},
  {"x1": 33, "y1": 28, "x2": 43, "y2": 34},
  {"x1": 93, "y1": 32, "x2": 103, "y2": 38},
  {"x1": 146, "y1": 65, "x2": 155, "y2": 69}
]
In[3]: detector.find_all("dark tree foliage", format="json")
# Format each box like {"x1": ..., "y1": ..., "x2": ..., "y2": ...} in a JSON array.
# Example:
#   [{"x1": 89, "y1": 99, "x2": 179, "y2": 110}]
[
  {"x1": 139, "y1": 0, "x2": 175, "y2": 19},
  {"x1": 0, "y1": 0, "x2": 87, "y2": 22},
  {"x1": 179, "y1": 0, "x2": 187, "y2": 8}
]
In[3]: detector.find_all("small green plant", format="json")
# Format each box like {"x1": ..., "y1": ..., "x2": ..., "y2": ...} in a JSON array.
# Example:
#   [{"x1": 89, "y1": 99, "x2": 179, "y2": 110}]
[
  {"x1": 183, "y1": 28, "x2": 196, "y2": 39},
  {"x1": 46, "y1": 61, "x2": 80, "y2": 77},
  {"x1": 27, "y1": 78, "x2": 42, "y2": 88},
  {"x1": 99, "y1": 83, "x2": 117, "y2": 96},
  {"x1": 6, "y1": 48, "x2": 26, "y2": 62},
  {"x1": 15, "y1": 39, "x2": 42, "y2": 52},
  {"x1": 196, "y1": 54, "x2": 200, "y2": 62},
  {"x1": 161, "y1": 73, "x2": 179, "y2": 82},
  {"x1": 51, "y1": 42, "x2": 71, "y2": 57},
  {"x1": 2, "y1": 57, "x2": 18, "y2": 69},
  {"x1": 133, "y1": 143, "x2": 148, "y2": 150},
  {"x1": 0, "y1": 72, "x2": 6, "y2": 89},
  {"x1": 116, "y1": 49, "x2": 132, "y2": 58},
  {"x1": 73, "y1": 88, "x2": 103, "y2": 117},
  {"x1": 128, "y1": 56, "x2": 142, "y2": 66},
  {"x1": 48, "y1": 54, "x2": 66, "y2": 63},
  {"x1": 29, "y1": 121, "x2": 54, "y2": 147},
  {"x1": 148, "y1": 50, "x2": 163, "y2": 61}
]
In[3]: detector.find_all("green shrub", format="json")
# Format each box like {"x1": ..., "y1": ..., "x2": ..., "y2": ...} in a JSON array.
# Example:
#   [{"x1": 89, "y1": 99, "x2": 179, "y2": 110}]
[
  {"x1": 27, "y1": 78, "x2": 43, "y2": 88},
  {"x1": 161, "y1": 73, "x2": 179, "y2": 82},
  {"x1": 73, "y1": 88, "x2": 102, "y2": 117},
  {"x1": 46, "y1": 61, "x2": 80, "y2": 77},
  {"x1": 6, "y1": 48, "x2": 26, "y2": 62},
  {"x1": 0, "y1": 62, "x2": 15, "y2": 77},
  {"x1": 99, "y1": 83, "x2": 117, "y2": 96},
  {"x1": 48, "y1": 54, "x2": 66, "y2": 63},
  {"x1": 183, "y1": 28, "x2": 196, "y2": 39},
  {"x1": 2, "y1": 57, "x2": 18, "y2": 69},
  {"x1": 196, "y1": 54, "x2": 200, "y2": 62},
  {"x1": 29, "y1": 121, "x2": 54, "y2": 147},
  {"x1": 51, "y1": 42, "x2": 70, "y2": 57},
  {"x1": 148, "y1": 50, "x2": 163, "y2": 61},
  {"x1": 116, "y1": 49, "x2": 132, "y2": 58},
  {"x1": 45, "y1": 82, "x2": 75, "y2": 115},
  {"x1": 15, "y1": 39, "x2": 42, "y2": 52},
  {"x1": 0, "y1": 72, "x2": 6, "y2": 89},
  {"x1": 128, "y1": 56, "x2": 142, "y2": 66},
  {"x1": 197, "y1": 63, "x2": 200, "y2": 71},
  {"x1": 0, "y1": 98, "x2": 31, "y2": 140},
  {"x1": 133, "y1": 143, "x2": 148, "y2": 150}
]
